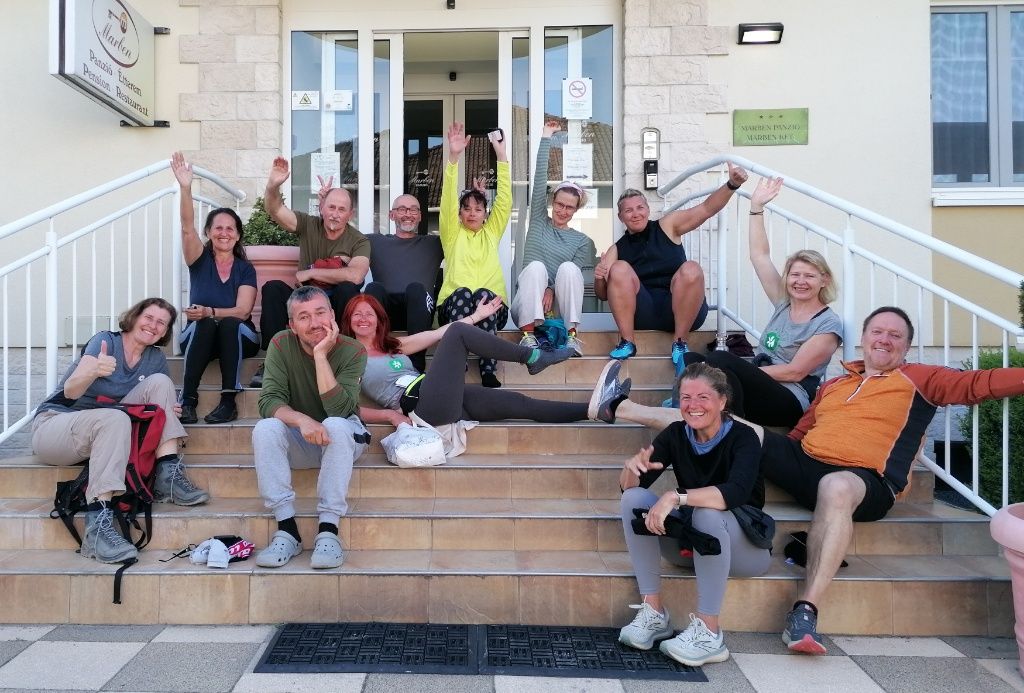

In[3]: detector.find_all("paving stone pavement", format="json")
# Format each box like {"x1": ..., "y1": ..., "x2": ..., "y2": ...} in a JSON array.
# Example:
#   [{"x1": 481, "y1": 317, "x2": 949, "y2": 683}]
[{"x1": 0, "y1": 625, "x2": 1019, "y2": 692}]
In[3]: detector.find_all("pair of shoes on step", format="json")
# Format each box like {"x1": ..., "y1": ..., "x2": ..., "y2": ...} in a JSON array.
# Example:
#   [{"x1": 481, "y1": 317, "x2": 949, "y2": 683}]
[
  {"x1": 255, "y1": 530, "x2": 345, "y2": 569},
  {"x1": 618, "y1": 604, "x2": 730, "y2": 666},
  {"x1": 178, "y1": 401, "x2": 238, "y2": 425}
]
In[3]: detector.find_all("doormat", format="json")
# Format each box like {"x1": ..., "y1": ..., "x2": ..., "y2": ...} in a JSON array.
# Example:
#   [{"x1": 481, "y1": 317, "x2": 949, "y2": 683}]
[{"x1": 255, "y1": 622, "x2": 706, "y2": 681}]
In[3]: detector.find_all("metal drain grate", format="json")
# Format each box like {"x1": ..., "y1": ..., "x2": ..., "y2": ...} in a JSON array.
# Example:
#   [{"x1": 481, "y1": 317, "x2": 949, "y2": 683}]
[{"x1": 257, "y1": 622, "x2": 706, "y2": 681}]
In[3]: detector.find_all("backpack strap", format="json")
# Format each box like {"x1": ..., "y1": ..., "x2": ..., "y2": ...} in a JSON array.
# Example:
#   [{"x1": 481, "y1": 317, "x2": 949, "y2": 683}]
[{"x1": 112, "y1": 557, "x2": 138, "y2": 604}]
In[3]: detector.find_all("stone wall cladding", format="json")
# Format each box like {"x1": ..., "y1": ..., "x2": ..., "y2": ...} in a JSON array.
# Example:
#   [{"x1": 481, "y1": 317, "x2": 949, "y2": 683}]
[
  {"x1": 622, "y1": 0, "x2": 727, "y2": 199},
  {"x1": 180, "y1": 0, "x2": 282, "y2": 216}
]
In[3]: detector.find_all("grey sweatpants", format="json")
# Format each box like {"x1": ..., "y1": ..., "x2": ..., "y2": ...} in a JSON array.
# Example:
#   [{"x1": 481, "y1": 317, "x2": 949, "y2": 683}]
[
  {"x1": 32, "y1": 373, "x2": 187, "y2": 499},
  {"x1": 621, "y1": 486, "x2": 771, "y2": 616},
  {"x1": 252, "y1": 415, "x2": 368, "y2": 526}
]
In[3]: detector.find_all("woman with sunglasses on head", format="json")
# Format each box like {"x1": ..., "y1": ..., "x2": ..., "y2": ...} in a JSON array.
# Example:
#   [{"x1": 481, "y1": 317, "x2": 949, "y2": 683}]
[
  {"x1": 511, "y1": 118, "x2": 597, "y2": 357},
  {"x1": 437, "y1": 121, "x2": 511, "y2": 388},
  {"x1": 171, "y1": 152, "x2": 260, "y2": 424}
]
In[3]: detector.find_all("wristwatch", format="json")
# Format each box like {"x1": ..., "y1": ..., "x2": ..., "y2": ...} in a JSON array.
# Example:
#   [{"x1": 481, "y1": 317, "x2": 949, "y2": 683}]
[{"x1": 677, "y1": 491, "x2": 688, "y2": 508}]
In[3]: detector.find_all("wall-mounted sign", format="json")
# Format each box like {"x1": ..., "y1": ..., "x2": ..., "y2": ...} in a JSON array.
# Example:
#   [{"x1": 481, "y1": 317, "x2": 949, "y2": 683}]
[
  {"x1": 292, "y1": 90, "x2": 320, "y2": 111},
  {"x1": 562, "y1": 77, "x2": 593, "y2": 120},
  {"x1": 50, "y1": 0, "x2": 156, "y2": 126},
  {"x1": 733, "y1": 108, "x2": 809, "y2": 146},
  {"x1": 325, "y1": 90, "x2": 353, "y2": 112}
]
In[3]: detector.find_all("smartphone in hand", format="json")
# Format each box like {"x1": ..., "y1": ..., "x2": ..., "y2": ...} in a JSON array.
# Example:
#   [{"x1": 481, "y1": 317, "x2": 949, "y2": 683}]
[{"x1": 487, "y1": 128, "x2": 504, "y2": 143}]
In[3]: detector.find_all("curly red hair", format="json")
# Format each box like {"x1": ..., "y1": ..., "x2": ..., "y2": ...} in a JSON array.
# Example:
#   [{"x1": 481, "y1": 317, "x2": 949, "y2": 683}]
[{"x1": 340, "y1": 294, "x2": 403, "y2": 354}]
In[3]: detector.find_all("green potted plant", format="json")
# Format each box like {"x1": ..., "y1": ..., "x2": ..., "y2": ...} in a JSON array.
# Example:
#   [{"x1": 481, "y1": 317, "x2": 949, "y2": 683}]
[{"x1": 243, "y1": 196, "x2": 299, "y2": 326}]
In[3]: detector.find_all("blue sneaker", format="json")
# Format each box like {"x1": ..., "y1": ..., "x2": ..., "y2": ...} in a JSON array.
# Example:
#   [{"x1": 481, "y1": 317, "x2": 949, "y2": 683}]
[
  {"x1": 782, "y1": 603, "x2": 827, "y2": 655},
  {"x1": 671, "y1": 339, "x2": 688, "y2": 366},
  {"x1": 609, "y1": 339, "x2": 637, "y2": 360}
]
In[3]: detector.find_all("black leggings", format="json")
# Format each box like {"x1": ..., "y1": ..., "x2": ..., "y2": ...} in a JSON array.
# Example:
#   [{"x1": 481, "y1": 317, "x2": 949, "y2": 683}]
[
  {"x1": 705, "y1": 350, "x2": 804, "y2": 427},
  {"x1": 438, "y1": 287, "x2": 509, "y2": 378},
  {"x1": 260, "y1": 279, "x2": 361, "y2": 350},
  {"x1": 179, "y1": 316, "x2": 260, "y2": 404},
  {"x1": 414, "y1": 322, "x2": 586, "y2": 426}
]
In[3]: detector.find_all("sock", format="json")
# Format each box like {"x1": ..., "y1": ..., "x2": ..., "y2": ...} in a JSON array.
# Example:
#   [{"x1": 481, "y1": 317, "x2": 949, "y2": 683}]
[
  {"x1": 793, "y1": 600, "x2": 818, "y2": 615},
  {"x1": 318, "y1": 522, "x2": 338, "y2": 535},
  {"x1": 278, "y1": 517, "x2": 301, "y2": 543},
  {"x1": 526, "y1": 349, "x2": 540, "y2": 365},
  {"x1": 568, "y1": 328, "x2": 577, "y2": 336},
  {"x1": 86, "y1": 499, "x2": 107, "y2": 511},
  {"x1": 156, "y1": 453, "x2": 178, "y2": 466}
]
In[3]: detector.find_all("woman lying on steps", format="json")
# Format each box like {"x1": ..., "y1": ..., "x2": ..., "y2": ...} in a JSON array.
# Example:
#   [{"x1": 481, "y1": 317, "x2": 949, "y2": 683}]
[{"x1": 341, "y1": 294, "x2": 588, "y2": 431}]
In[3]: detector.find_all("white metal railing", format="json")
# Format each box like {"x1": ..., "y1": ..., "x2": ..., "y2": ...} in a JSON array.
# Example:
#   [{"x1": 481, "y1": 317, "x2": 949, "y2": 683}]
[
  {"x1": 660, "y1": 155, "x2": 1024, "y2": 516},
  {"x1": 0, "y1": 161, "x2": 244, "y2": 447}
]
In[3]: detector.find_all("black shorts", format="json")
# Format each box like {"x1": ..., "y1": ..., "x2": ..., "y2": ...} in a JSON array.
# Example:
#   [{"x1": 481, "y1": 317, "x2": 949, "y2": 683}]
[
  {"x1": 634, "y1": 285, "x2": 709, "y2": 333},
  {"x1": 761, "y1": 432, "x2": 895, "y2": 522}
]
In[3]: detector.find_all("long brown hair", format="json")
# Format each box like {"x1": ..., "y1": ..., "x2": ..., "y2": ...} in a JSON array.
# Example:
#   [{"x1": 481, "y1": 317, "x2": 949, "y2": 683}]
[{"x1": 340, "y1": 294, "x2": 403, "y2": 354}]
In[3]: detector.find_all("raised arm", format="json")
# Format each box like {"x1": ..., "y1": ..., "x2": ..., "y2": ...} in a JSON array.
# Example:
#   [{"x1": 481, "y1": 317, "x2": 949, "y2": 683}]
[
  {"x1": 264, "y1": 157, "x2": 299, "y2": 233},
  {"x1": 660, "y1": 162, "x2": 748, "y2": 238},
  {"x1": 171, "y1": 153, "x2": 204, "y2": 265},
  {"x1": 447, "y1": 121, "x2": 470, "y2": 165},
  {"x1": 529, "y1": 121, "x2": 558, "y2": 232},
  {"x1": 748, "y1": 177, "x2": 785, "y2": 304}
]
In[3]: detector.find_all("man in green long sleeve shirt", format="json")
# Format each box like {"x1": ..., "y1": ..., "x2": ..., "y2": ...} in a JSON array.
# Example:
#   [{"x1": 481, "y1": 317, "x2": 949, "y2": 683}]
[{"x1": 252, "y1": 286, "x2": 369, "y2": 570}]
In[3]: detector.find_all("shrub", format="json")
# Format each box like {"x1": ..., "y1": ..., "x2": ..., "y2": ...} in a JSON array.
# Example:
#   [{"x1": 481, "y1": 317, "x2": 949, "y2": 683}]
[
  {"x1": 242, "y1": 196, "x2": 297, "y2": 246},
  {"x1": 958, "y1": 348, "x2": 1024, "y2": 506}
]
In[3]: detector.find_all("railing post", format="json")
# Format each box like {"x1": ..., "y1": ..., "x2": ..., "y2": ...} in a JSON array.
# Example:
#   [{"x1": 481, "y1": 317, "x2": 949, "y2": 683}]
[
  {"x1": 715, "y1": 205, "x2": 729, "y2": 349},
  {"x1": 45, "y1": 223, "x2": 59, "y2": 394},
  {"x1": 171, "y1": 187, "x2": 183, "y2": 355},
  {"x1": 841, "y1": 215, "x2": 856, "y2": 361}
]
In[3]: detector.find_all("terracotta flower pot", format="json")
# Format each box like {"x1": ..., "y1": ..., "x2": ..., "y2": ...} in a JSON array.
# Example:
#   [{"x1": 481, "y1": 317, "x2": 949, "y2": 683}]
[
  {"x1": 991, "y1": 502, "x2": 1024, "y2": 677},
  {"x1": 246, "y1": 245, "x2": 300, "y2": 329}
]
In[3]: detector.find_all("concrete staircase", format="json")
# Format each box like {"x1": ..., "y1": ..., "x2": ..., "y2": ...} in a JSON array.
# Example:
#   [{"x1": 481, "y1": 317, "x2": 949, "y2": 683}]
[{"x1": 0, "y1": 331, "x2": 1010, "y2": 636}]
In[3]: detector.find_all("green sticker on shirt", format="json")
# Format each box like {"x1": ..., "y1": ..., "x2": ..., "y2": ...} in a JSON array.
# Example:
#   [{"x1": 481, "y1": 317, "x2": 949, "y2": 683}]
[
  {"x1": 763, "y1": 332, "x2": 780, "y2": 351},
  {"x1": 389, "y1": 358, "x2": 404, "y2": 371}
]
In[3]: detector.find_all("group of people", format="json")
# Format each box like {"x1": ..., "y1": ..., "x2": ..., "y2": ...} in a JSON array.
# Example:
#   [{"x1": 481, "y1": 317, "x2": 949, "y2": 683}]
[{"x1": 27, "y1": 132, "x2": 1024, "y2": 671}]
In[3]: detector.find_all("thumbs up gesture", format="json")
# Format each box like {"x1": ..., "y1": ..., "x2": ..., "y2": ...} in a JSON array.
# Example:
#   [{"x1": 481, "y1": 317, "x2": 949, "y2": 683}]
[{"x1": 82, "y1": 339, "x2": 117, "y2": 379}]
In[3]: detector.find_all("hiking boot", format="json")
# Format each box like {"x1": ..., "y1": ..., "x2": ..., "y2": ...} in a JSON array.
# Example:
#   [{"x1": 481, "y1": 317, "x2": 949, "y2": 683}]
[
  {"x1": 526, "y1": 347, "x2": 573, "y2": 375},
  {"x1": 82, "y1": 503, "x2": 138, "y2": 564},
  {"x1": 783, "y1": 603, "x2": 827, "y2": 655},
  {"x1": 249, "y1": 365, "x2": 264, "y2": 388},
  {"x1": 153, "y1": 457, "x2": 210, "y2": 506},
  {"x1": 588, "y1": 360, "x2": 631, "y2": 423},
  {"x1": 659, "y1": 613, "x2": 730, "y2": 666},
  {"x1": 618, "y1": 602, "x2": 673, "y2": 650},
  {"x1": 609, "y1": 339, "x2": 637, "y2": 361},
  {"x1": 256, "y1": 530, "x2": 302, "y2": 568},
  {"x1": 310, "y1": 531, "x2": 345, "y2": 569},
  {"x1": 204, "y1": 400, "x2": 238, "y2": 424},
  {"x1": 671, "y1": 339, "x2": 689, "y2": 366},
  {"x1": 178, "y1": 404, "x2": 198, "y2": 425},
  {"x1": 566, "y1": 333, "x2": 584, "y2": 357},
  {"x1": 519, "y1": 332, "x2": 540, "y2": 349}
]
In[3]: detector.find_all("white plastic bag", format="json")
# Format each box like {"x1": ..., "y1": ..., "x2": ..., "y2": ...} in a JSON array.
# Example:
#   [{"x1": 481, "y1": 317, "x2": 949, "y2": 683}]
[{"x1": 380, "y1": 422, "x2": 447, "y2": 468}]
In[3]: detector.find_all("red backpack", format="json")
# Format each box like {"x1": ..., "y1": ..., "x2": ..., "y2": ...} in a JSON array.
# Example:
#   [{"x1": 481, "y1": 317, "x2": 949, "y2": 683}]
[{"x1": 50, "y1": 403, "x2": 166, "y2": 602}]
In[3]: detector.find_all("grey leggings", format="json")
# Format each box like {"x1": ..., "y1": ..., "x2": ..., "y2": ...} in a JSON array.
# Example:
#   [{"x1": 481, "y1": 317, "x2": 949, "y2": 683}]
[
  {"x1": 414, "y1": 322, "x2": 587, "y2": 426},
  {"x1": 620, "y1": 486, "x2": 771, "y2": 616}
]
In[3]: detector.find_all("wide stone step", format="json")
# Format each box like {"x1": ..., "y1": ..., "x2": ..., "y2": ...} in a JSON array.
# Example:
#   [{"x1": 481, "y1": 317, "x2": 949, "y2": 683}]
[
  {"x1": 0, "y1": 454, "x2": 939, "y2": 507},
  {"x1": 1, "y1": 494, "x2": 995, "y2": 556},
  {"x1": 0, "y1": 548, "x2": 1009, "y2": 636}
]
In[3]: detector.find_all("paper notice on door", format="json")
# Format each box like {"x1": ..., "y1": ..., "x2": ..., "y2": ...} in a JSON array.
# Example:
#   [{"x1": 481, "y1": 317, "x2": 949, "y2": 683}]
[
  {"x1": 562, "y1": 144, "x2": 593, "y2": 185},
  {"x1": 562, "y1": 78, "x2": 593, "y2": 120},
  {"x1": 291, "y1": 90, "x2": 320, "y2": 111},
  {"x1": 325, "y1": 90, "x2": 353, "y2": 112},
  {"x1": 311, "y1": 152, "x2": 341, "y2": 192}
]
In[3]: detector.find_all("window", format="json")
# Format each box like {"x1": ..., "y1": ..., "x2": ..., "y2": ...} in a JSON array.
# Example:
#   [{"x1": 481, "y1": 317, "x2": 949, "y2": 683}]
[{"x1": 931, "y1": 6, "x2": 1023, "y2": 186}]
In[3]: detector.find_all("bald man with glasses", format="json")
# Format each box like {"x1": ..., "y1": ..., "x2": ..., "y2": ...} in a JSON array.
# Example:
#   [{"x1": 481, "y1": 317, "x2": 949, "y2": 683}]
[{"x1": 364, "y1": 194, "x2": 443, "y2": 371}]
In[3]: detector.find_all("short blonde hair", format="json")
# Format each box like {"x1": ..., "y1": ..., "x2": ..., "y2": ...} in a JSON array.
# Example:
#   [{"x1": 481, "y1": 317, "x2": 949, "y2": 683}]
[{"x1": 781, "y1": 250, "x2": 838, "y2": 304}]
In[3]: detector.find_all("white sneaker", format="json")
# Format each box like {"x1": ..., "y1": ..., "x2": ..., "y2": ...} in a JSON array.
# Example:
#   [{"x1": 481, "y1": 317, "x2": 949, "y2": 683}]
[
  {"x1": 659, "y1": 613, "x2": 730, "y2": 666},
  {"x1": 519, "y1": 332, "x2": 541, "y2": 349},
  {"x1": 618, "y1": 602, "x2": 673, "y2": 650},
  {"x1": 566, "y1": 333, "x2": 584, "y2": 357}
]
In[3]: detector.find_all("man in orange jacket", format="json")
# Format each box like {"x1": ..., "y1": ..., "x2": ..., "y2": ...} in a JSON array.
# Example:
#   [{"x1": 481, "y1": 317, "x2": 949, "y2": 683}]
[{"x1": 764, "y1": 305, "x2": 1024, "y2": 655}]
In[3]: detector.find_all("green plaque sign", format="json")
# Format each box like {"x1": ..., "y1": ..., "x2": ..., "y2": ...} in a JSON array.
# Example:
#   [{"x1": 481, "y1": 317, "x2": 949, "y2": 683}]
[{"x1": 733, "y1": 108, "x2": 809, "y2": 146}]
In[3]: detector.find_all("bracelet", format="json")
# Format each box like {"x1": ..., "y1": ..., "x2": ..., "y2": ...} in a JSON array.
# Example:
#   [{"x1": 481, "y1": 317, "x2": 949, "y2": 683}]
[
  {"x1": 211, "y1": 307, "x2": 216, "y2": 317},
  {"x1": 726, "y1": 180, "x2": 741, "y2": 191},
  {"x1": 749, "y1": 211, "x2": 764, "y2": 216}
]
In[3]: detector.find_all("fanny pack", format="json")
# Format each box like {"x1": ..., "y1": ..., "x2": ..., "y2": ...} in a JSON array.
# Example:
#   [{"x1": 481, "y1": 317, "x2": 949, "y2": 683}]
[{"x1": 399, "y1": 374, "x2": 426, "y2": 414}]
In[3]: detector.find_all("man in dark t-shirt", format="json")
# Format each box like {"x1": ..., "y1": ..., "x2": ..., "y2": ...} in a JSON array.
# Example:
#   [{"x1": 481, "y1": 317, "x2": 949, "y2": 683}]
[
  {"x1": 364, "y1": 194, "x2": 443, "y2": 371},
  {"x1": 594, "y1": 163, "x2": 748, "y2": 364},
  {"x1": 252, "y1": 157, "x2": 371, "y2": 386}
]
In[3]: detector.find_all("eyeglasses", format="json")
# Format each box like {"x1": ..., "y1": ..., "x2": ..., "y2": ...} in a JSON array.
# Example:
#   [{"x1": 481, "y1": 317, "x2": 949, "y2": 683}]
[
  {"x1": 391, "y1": 206, "x2": 421, "y2": 214},
  {"x1": 553, "y1": 201, "x2": 579, "y2": 212}
]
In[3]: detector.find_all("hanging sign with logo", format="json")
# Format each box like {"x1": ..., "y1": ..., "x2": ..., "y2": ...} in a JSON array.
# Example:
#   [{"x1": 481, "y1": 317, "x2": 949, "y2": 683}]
[{"x1": 50, "y1": 0, "x2": 157, "y2": 126}]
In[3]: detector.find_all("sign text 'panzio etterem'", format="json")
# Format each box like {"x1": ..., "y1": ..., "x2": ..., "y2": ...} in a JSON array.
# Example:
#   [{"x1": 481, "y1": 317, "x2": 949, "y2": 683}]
[{"x1": 50, "y1": 0, "x2": 156, "y2": 126}]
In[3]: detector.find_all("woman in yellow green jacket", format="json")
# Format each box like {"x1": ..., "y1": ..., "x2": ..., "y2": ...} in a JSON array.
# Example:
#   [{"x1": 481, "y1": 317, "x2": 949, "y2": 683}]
[{"x1": 438, "y1": 121, "x2": 512, "y2": 387}]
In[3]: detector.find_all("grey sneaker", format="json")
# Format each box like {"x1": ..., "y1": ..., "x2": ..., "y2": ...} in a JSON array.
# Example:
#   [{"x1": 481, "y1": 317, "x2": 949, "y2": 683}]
[
  {"x1": 566, "y1": 333, "x2": 584, "y2": 357},
  {"x1": 256, "y1": 530, "x2": 302, "y2": 568},
  {"x1": 783, "y1": 603, "x2": 827, "y2": 655},
  {"x1": 659, "y1": 613, "x2": 730, "y2": 666},
  {"x1": 618, "y1": 602, "x2": 673, "y2": 650},
  {"x1": 82, "y1": 503, "x2": 138, "y2": 563},
  {"x1": 588, "y1": 360, "x2": 631, "y2": 423},
  {"x1": 310, "y1": 531, "x2": 344, "y2": 569},
  {"x1": 519, "y1": 332, "x2": 541, "y2": 349},
  {"x1": 526, "y1": 347, "x2": 573, "y2": 375},
  {"x1": 153, "y1": 457, "x2": 210, "y2": 506}
]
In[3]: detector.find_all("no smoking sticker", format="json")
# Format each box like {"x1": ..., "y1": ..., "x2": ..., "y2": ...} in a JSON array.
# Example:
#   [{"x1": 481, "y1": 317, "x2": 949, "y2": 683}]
[{"x1": 562, "y1": 77, "x2": 593, "y2": 120}]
